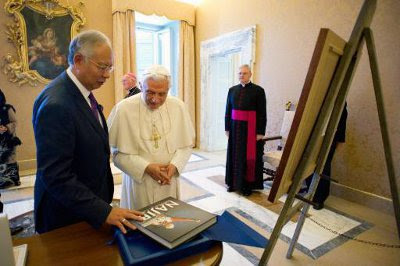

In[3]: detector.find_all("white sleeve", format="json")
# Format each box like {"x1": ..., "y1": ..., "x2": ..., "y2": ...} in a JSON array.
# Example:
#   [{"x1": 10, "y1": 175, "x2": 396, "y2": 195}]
[
  {"x1": 113, "y1": 151, "x2": 149, "y2": 183},
  {"x1": 170, "y1": 147, "x2": 192, "y2": 176}
]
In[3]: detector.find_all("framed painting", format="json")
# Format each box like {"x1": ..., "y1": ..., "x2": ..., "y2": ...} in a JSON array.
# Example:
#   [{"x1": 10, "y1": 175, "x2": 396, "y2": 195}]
[
  {"x1": 268, "y1": 29, "x2": 346, "y2": 203},
  {"x1": 3, "y1": 0, "x2": 85, "y2": 86},
  {"x1": 267, "y1": 0, "x2": 379, "y2": 204}
]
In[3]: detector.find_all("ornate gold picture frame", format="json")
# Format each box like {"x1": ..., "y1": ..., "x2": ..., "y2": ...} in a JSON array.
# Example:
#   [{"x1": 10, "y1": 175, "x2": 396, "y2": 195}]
[{"x1": 3, "y1": 0, "x2": 85, "y2": 86}]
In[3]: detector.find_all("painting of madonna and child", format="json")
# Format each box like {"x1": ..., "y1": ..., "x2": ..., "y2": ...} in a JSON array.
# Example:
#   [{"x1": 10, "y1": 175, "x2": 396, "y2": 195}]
[{"x1": 22, "y1": 7, "x2": 73, "y2": 80}]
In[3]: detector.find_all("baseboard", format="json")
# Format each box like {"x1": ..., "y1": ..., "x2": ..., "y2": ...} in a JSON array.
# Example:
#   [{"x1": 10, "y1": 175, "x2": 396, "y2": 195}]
[
  {"x1": 331, "y1": 182, "x2": 394, "y2": 215},
  {"x1": 17, "y1": 159, "x2": 37, "y2": 176}
]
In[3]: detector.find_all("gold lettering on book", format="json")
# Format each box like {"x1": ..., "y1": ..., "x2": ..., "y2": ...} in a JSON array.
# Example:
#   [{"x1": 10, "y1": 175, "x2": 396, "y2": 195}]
[{"x1": 142, "y1": 200, "x2": 180, "y2": 221}]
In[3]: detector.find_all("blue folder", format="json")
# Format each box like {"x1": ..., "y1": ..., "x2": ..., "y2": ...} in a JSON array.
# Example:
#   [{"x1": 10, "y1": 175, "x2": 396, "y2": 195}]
[
  {"x1": 115, "y1": 211, "x2": 268, "y2": 265},
  {"x1": 203, "y1": 211, "x2": 268, "y2": 248}
]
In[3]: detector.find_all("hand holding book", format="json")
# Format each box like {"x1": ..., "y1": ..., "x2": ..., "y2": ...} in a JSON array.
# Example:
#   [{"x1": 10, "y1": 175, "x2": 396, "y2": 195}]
[{"x1": 105, "y1": 207, "x2": 144, "y2": 234}]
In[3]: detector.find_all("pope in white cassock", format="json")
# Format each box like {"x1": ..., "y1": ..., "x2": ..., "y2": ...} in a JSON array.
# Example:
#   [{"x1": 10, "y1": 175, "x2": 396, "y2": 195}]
[{"x1": 108, "y1": 65, "x2": 195, "y2": 210}]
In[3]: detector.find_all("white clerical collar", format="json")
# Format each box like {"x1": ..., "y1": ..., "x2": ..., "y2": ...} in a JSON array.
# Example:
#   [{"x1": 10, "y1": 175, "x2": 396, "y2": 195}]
[
  {"x1": 240, "y1": 81, "x2": 251, "y2": 87},
  {"x1": 67, "y1": 67, "x2": 91, "y2": 106}
]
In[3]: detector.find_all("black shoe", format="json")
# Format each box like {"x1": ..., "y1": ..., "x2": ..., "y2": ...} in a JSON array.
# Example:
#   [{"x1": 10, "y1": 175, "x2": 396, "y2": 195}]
[
  {"x1": 227, "y1": 186, "x2": 235, "y2": 192},
  {"x1": 0, "y1": 180, "x2": 14, "y2": 189},
  {"x1": 298, "y1": 187, "x2": 308, "y2": 194},
  {"x1": 10, "y1": 226, "x2": 23, "y2": 235},
  {"x1": 242, "y1": 189, "x2": 252, "y2": 196},
  {"x1": 313, "y1": 202, "x2": 324, "y2": 210}
]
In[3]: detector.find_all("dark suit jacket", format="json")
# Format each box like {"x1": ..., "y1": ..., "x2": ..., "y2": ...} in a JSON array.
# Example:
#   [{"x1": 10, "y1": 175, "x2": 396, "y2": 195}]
[{"x1": 32, "y1": 71, "x2": 113, "y2": 233}]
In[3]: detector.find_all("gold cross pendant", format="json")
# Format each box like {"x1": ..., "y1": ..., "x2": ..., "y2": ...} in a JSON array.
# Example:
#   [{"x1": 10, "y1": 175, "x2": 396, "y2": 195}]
[{"x1": 151, "y1": 125, "x2": 161, "y2": 149}]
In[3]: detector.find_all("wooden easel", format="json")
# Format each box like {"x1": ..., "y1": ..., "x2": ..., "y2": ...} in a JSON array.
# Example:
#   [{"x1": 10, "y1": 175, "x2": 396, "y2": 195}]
[{"x1": 259, "y1": 0, "x2": 399, "y2": 264}]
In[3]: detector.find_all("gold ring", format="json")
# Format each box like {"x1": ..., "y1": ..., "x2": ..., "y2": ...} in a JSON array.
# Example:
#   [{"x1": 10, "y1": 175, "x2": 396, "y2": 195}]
[{"x1": 121, "y1": 218, "x2": 127, "y2": 223}]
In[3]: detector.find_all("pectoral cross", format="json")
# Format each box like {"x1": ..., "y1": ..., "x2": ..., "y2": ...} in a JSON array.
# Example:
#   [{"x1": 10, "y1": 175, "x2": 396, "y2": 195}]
[{"x1": 151, "y1": 124, "x2": 161, "y2": 149}]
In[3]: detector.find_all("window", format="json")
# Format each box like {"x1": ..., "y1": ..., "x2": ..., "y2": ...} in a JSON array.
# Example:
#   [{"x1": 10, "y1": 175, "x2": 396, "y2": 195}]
[
  {"x1": 136, "y1": 30, "x2": 155, "y2": 76},
  {"x1": 135, "y1": 13, "x2": 179, "y2": 96}
]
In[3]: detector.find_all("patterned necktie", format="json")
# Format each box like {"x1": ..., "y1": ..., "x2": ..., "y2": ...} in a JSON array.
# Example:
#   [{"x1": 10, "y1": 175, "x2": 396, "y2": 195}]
[{"x1": 88, "y1": 92, "x2": 99, "y2": 122}]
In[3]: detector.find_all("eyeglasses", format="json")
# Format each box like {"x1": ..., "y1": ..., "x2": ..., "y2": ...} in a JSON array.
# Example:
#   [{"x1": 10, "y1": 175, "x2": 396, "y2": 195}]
[{"x1": 88, "y1": 58, "x2": 114, "y2": 73}]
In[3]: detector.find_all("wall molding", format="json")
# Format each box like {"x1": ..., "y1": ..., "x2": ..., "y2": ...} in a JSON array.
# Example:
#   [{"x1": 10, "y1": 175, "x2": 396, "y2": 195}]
[
  {"x1": 18, "y1": 158, "x2": 36, "y2": 174},
  {"x1": 331, "y1": 182, "x2": 394, "y2": 215}
]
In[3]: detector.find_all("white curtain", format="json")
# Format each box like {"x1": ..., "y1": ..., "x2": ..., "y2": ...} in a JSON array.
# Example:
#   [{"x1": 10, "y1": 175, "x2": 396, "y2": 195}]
[
  {"x1": 112, "y1": 0, "x2": 195, "y2": 26},
  {"x1": 112, "y1": 10, "x2": 136, "y2": 103},
  {"x1": 178, "y1": 21, "x2": 196, "y2": 127}
]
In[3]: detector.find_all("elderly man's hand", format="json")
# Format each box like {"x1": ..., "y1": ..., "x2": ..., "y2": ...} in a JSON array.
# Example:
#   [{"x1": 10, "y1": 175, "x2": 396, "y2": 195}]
[
  {"x1": 105, "y1": 207, "x2": 144, "y2": 234},
  {"x1": 158, "y1": 164, "x2": 177, "y2": 185},
  {"x1": 166, "y1": 164, "x2": 177, "y2": 180},
  {"x1": 146, "y1": 163, "x2": 169, "y2": 185}
]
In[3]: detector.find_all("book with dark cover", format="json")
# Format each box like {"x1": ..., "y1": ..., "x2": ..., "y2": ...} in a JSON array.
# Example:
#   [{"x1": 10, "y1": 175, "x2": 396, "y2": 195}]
[
  {"x1": 130, "y1": 197, "x2": 217, "y2": 249},
  {"x1": 115, "y1": 211, "x2": 268, "y2": 265}
]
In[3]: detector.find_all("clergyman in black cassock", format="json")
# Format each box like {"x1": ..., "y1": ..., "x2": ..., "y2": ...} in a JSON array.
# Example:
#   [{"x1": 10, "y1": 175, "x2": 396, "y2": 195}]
[{"x1": 225, "y1": 65, "x2": 267, "y2": 196}]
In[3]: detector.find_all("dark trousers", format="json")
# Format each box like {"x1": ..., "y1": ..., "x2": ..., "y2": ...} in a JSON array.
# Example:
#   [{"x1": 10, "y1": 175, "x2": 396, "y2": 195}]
[
  {"x1": 306, "y1": 141, "x2": 337, "y2": 204},
  {"x1": 0, "y1": 193, "x2": 3, "y2": 213}
]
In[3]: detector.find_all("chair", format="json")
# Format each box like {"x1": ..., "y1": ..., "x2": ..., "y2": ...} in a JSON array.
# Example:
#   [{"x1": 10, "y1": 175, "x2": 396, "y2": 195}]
[{"x1": 262, "y1": 102, "x2": 295, "y2": 181}]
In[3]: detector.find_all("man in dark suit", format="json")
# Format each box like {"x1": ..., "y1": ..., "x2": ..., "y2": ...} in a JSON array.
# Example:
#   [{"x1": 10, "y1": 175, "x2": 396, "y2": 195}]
[{"x1": 32, "y1": 30, "x2": 143, "y2": 234}]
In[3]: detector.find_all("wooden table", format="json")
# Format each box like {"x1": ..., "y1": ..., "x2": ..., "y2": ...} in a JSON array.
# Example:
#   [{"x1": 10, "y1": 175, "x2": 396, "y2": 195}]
[{"x1": 13, "y1": 222, "x2": 223, "y2": 265}]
